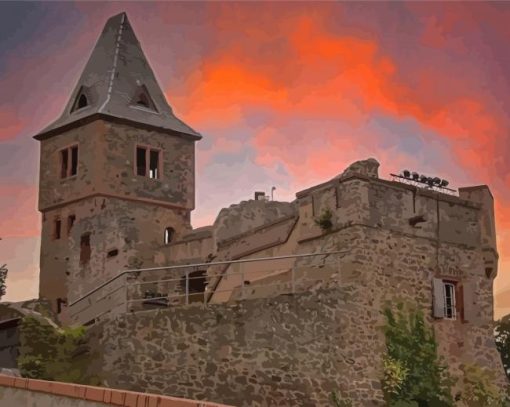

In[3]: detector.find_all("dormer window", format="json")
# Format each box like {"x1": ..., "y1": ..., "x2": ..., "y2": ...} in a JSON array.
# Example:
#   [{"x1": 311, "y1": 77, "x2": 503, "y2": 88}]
[
  {"x1": 78, "y1": 94, "x2": 88, "y2": 109},
  {"x1": 131, "y1": 85, "x2": 157, "y2": 112},
  {"x1": 135, "y1": 93, "x2": 150, "y2": 108},
  {"x1": 71, "y1": 87, "x2": 90, "y2": 112}
]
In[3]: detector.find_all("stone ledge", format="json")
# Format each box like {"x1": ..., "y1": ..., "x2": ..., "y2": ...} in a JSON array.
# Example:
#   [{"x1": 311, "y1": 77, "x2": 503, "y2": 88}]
[{"x1": 0, "y1": 375, "x2": 232, "y2": 407}]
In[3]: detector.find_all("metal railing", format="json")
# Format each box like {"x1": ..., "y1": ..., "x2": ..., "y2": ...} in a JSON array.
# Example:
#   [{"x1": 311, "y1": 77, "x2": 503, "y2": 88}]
[{"x1": 68, "y1": 250, "x2": 347, "y2": 325}]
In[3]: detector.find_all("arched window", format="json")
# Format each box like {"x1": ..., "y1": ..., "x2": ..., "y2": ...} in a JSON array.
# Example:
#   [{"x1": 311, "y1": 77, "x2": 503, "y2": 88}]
[{"x1": 164, "y1": 227, "x2": 175, "y2": 245}]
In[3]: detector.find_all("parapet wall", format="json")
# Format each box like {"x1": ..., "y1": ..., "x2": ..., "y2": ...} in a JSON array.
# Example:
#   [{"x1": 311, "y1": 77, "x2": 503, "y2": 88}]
[{"x1": 0, "y1": 375, "x2": 230, "y2": 407}]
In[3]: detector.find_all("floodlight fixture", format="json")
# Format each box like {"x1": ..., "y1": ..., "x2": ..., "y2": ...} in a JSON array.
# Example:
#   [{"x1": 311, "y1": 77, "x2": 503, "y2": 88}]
[
  {"x1": 440, "y1": 179, "x2": 449, "y2": 187},
  {"x1": 403, "y1": 170, "x2": 411, "y2": 178},
  {"x1": 412, "y1": 172, "x2": 419, "y2": 181}
]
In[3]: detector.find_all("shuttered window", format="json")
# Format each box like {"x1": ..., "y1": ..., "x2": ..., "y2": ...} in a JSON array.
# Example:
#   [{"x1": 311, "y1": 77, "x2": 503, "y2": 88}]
[{"x1": 433, "y1": 278, "x2": 469, "y2": 321}]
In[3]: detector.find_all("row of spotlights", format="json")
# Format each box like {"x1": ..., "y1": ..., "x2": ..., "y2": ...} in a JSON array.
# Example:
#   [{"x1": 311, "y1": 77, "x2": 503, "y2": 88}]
[{"x1": 401, "y1": 170, "x2": 449, "y2": 188}]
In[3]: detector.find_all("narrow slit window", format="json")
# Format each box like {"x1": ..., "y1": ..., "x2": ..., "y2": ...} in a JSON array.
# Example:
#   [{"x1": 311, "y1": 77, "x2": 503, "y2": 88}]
[
  {"x1": 71, "y1": 146, "x2": 78, "y2": 176},
  {"x1": 61, "y1": 149, "x2": 68, "y2": 179},
  {"x1": 80, "y1": 233, "x2": 91, "y2": 265},
  {"x1": 54, "y1": 218, "x2": 62, "y2": 240},
  {"x1": 164, "y1": 227, "x2": 175, "y2": 244},
  {"x1": 149, "y1": 149, "x2": 159, "y2": 179},
  {"x1": 67, "y1": 215, "x2": 76, "y2": 235},
  {"x1": 136, "y1": 147, "x2": 146, "y2": 176}
]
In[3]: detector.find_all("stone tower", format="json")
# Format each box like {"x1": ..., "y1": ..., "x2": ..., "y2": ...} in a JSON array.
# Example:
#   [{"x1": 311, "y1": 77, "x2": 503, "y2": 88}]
[{"x1": 35, "y1": 12, "x2": 201, "y2": 316}]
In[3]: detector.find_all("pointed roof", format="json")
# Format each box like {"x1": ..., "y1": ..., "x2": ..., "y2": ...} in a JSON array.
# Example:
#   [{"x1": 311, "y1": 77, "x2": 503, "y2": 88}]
[{"x1": 35, "y1": 12, "x2": 201, "y2": 141}]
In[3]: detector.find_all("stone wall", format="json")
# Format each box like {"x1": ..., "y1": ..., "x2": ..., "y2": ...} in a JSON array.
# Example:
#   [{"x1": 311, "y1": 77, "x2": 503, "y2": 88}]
[
  {"x1": 88, "y1": 286, "x2": 385, "y2": 407},
  {"x1": 85, "y1": 225, "x2": 507, "y2": 406}
]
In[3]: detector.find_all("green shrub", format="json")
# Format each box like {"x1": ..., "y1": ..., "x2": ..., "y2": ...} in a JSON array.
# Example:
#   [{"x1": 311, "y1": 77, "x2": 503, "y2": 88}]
[
  {"x1": 495, "y1": 315, "x2": 510, "y2": 379},
  {"x1": 315, "y1": 208, "x2": 333, "y2": 231},
  {"x1": 381, "y1": 303, "x2": 454, "y2": 406},
  {"x1": 461, "y1": 363, "x2": 509, "y2": 406},
  {"x1": 18, "y1": 316, "x2": 99, "y2": 385}
]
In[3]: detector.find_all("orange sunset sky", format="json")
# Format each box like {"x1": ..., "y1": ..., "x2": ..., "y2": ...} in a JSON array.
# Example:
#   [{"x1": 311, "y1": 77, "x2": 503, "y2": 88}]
[{"x1": 0, "y1": 2, "x2": 509, "y2": 317}]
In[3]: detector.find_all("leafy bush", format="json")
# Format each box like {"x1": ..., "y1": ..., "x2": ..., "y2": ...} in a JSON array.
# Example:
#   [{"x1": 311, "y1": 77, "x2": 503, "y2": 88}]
[
  {"x1": 461, "y1": 363, "x2": 509, "y2": 406},
  {"x1": 18, "y1": 316, "x2": 99, "y2": 385},
  {"x1": 381, "y1": 303, "x2": 454, "y2": 406},
  {"x1": 0, "y1": 264, "x2": 7, "y2": 300},
  {"x1": 495, "y1": 315, "x2": 510, "y2": 379},
  {"x1": 315, "y1": 208, "x2": 333, "y2": 231}
]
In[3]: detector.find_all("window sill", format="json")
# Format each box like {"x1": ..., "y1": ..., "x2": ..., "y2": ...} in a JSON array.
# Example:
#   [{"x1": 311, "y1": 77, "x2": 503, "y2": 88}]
[
  {"x1": 134, "y1": 174, "x2": 162, "y2": 181},
  {"x1": 60, "y1": 175, "x2": 78, "y2": 183}
]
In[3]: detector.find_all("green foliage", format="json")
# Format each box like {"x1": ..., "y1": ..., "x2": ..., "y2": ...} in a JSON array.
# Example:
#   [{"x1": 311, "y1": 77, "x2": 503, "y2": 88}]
[
  {"x1": 381, "y1": 303, "x2": 454, "y2": 407},
  {"x1": 18, "y1": 316, "x2": 99, "y2": 385},
  {"x1": 315, "y1": 208, "x2": 333, "y2": 231},
  {"x1": 330, "y1": 391, "x2": 353, "y2": 407},
  {"x1": 495, "y1": 315, "x2": 510, "y2": 379},
  {"x1": 460, "y1": 363, "x2": 509, "y2": 406},
  {"x1": 0, "y1": 263, "x2": 7, "y2": 300}
]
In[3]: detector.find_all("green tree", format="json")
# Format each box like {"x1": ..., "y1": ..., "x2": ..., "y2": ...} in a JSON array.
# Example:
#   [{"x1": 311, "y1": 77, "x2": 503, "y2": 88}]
[
  {"x1": 381, "y1": 303, "x2": 454, "y2": 407},
  {"x1": 18, "y1": 316, "x2": 99, "y2": 385},
  {"x1": 0, "y1": 263, "x2": 7, "y2": 301},
  {"x1": 495, "y1": 315, "x2": 510, "y2": 379}
]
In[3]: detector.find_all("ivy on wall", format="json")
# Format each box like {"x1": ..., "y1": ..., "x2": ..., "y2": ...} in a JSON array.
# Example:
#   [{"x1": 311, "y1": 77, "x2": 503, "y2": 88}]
[
  {"x1": 381, "y1": 303, "x2": 454, "y2": 407},
  {"x1": 17, "y1": 316, "x2": 100, "y2": 385}
]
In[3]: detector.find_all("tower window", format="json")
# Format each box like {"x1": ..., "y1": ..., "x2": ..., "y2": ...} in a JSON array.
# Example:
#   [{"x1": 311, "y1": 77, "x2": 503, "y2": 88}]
[
  {"x1": 136, "y1": 147, "x2": 146, "y2": 176},
  {"x1": 443, "y1": 282, "x2": 456, "y2": 319},
  {"x1": 149, "y1": 150, "x2": 159, "y2": 179},
  {"x1": 164, "y1": 227, "x2": 175, "y2": 244},
  {"x1": 54, "y1": 218, "x2": 62, "y2": 240},
  {"x1": 60, "y1": 145, "x2": 78, "y2": 178},
  {"x1": 135, "y1": 145, "x2": 160, "y2": 179},
  {"x1": 67, "y1": 215, "x2": 76, "y2": 235},
  {"x1": 80, "y1": 233, "x2": 91, "y2": 265},
  {"x1": 433, "y1": 278, "x2": 463, "y2": 320}
]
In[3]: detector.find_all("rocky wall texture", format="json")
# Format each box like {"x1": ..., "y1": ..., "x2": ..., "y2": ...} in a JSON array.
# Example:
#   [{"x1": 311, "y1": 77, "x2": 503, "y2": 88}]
[
  {"x1": 85, "y1": 222, "x2": 507, "y2": 406},
  {"x1": 89, "y1": 285, "x2": 385, "y2": 407}
]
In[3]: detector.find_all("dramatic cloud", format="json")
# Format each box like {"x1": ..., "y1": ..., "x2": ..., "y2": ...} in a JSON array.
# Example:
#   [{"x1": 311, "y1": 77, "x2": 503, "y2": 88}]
[{"x1": 0, "y1": 2, "x2": 508, "y2": 316}]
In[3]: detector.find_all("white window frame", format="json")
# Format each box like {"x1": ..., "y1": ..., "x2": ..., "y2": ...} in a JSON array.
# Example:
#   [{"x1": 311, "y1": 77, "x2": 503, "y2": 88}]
[
  {"x1": 443, "y1": 282, "x2": 457, "y2": 320},
  {"x1": 135, "y1": 145, "x2": 161, "y2": 180},
  {"x1": 433, "y1": 278, "x2": 458, "y2": 320}
]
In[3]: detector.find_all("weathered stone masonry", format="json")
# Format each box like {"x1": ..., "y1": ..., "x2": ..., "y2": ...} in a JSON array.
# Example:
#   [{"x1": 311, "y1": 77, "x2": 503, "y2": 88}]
[{"x1": 31, "y1": 11, "x2": 507, "y2": 407}]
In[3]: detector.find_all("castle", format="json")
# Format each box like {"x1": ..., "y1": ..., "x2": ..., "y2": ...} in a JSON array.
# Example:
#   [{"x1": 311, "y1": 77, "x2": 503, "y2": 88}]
[{"x1": 34, "y1": 12, "x2": 506, "y2": 405}]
